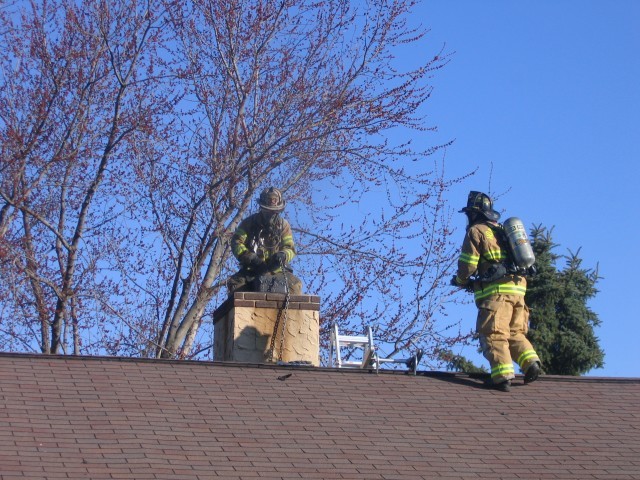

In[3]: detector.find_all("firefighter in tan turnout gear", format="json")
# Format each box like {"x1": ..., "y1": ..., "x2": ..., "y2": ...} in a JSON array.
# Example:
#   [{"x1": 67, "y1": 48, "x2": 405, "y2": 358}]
[
  {"x1": 452, "y1": 191, "x2": 541, "y2": 392},
  {"x1": 228, "y1": 187, "x2": 302, "y2": 296}
]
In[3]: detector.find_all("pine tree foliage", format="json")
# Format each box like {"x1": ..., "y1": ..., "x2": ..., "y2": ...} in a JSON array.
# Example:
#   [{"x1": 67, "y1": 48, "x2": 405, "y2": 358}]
[
  {"x1": 525, "y1": 225, "x2": 604, "y2": 375},
  {"x1": 439, "y1": 349, "x2": 487, "y2": 374}
]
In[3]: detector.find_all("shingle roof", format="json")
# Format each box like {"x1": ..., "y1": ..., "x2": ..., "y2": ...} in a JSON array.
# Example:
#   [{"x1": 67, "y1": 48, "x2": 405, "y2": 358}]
[{"x1": 1, "y1": 352, "x2": 639, "y2": 480}]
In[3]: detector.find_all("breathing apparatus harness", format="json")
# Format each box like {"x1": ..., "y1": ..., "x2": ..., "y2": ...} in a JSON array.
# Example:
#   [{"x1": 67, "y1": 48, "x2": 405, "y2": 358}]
[{"x1": 474, "y1": 217, "x2": 536, "y2": 284}]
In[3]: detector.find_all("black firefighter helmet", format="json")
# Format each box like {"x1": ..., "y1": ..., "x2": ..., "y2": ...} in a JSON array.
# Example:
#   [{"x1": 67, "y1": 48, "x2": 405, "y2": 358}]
[
  {"x1": 459, "y1": 191, "x2": 500, "y2": 222},
  {"x1": 258, "y1": 187, "x2": 286, "y2": 212}
]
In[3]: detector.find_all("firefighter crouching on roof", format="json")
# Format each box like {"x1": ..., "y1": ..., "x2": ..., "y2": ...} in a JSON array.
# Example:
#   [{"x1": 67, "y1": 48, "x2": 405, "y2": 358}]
[
  {"x1": 451, "y1": 191, "x2": 541, "y2": 392},
  {"x1": 227, "y1": 187, "x2": 302, "y2": 296}
]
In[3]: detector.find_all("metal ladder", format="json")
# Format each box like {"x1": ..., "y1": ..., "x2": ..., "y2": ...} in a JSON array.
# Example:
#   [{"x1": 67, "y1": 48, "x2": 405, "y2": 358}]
[{"x1": 329, "y1": 324, "x2": 423, "y2": 374}]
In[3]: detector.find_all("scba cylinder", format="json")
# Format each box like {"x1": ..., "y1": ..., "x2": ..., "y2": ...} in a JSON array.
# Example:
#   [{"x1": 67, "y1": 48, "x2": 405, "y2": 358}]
[{"x1": 502, "y1": 217, "x2": 535, "y2": 270}]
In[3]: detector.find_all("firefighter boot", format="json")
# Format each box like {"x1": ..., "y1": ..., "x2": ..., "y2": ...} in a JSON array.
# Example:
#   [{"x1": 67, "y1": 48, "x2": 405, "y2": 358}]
[
  {"x1": 485, "y1": 378, "x2": 511, "y2": 392},
  {"x1": 524, "y1": 362, "x2": 541, "y2": 384},
  {"x1": 495, "y1": 379, "x2": 511, "y2": 392}
]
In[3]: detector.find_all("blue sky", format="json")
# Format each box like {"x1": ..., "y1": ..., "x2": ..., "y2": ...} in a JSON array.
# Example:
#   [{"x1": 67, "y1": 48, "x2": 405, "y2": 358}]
[{"x1": 403, "y1": 1, "x2": 640, "y2": 377}]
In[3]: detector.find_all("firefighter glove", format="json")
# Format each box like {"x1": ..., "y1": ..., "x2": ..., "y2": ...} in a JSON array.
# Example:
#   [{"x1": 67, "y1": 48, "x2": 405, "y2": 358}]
[
  {"x1": 270, "y1": 251, "x2": 288, "y2": 267},
  {"x1": 241, "y1": 253, "x2": 264, "y2": 268}
]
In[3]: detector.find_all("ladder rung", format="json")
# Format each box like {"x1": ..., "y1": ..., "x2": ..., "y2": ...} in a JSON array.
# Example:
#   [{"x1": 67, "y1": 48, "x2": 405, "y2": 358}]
[
  {"x1": 337, "y1": 335, "x2": 369, "y2": 344},
  {"x1": 377, "y1": 357, "x2": 408, "y2": 364},
  {"x1": 331, "y1": 324, "x2": 376, "y2": 370},
  {"x1": 339, "y1": 361, "x2": 365, "y2": 367}
]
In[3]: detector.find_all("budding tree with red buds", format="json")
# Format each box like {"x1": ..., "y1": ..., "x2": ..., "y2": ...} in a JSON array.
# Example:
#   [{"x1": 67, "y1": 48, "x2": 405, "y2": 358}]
[{"x1": 0, "y1": 0, "x2": 473, "y2": 364}]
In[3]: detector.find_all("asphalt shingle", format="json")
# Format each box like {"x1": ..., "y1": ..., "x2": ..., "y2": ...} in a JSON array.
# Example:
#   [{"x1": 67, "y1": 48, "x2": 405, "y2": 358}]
[{"x1": 1, "y1": 353, "x2": 639, "y2": 479}]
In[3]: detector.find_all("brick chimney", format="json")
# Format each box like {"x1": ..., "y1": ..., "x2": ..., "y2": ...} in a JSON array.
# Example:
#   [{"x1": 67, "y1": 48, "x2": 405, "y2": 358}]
[{"x1": 213, "y1": 292, "x2": 320, "y2": 366}]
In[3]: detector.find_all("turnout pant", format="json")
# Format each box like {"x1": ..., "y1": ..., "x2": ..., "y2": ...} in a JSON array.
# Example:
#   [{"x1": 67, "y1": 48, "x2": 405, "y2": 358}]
[{"x1": 476, "y1": 293, "x2": 540, "y2": 383}]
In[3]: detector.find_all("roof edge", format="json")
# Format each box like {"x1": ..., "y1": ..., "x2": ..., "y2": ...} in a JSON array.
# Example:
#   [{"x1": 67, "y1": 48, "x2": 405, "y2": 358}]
[{"x1": 0, "y1": 351, "x2": 637, "y2": 383}]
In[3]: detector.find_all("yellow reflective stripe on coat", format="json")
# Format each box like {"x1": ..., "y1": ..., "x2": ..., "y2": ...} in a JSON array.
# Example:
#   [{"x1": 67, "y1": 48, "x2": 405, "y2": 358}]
[
  {"x1": 491, "y1": 363, "x2": 515, "y2": 379},
  {"x1": 474, "y1": 283, "x2": 527, "y2": 301},
  {"x1": 517, "y1": 350, "x2": 539, "y2": 368},
  {"x1": 459, "y1": 252, "x2": 480, "y2": 266},
  {"x1": 235, "y1": 246, "x2": 248, "y2": 257},
  {"x1": 284, "y1": 249, "x2": 294, "y2": 263},
  {"x1": 483, "y1": 248, "x2": 507, "y2": 262},
  {"x1": 280, "y1": 234, "x2": 295, "y2": 263},
  {"x1": 231, "y1": 228, "x2": 249, "y2": 256}
]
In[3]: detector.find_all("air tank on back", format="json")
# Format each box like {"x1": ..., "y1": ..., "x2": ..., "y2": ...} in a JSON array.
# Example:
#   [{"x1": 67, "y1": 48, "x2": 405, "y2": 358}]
[{"x1": 502, "y1": 217, "x2": 536, "y2": 270}]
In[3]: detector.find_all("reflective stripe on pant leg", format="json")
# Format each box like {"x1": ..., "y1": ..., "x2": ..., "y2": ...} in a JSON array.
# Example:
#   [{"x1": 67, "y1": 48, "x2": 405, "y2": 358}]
[
  {"x1": 491, "y1": 363, "x2": 515, "y2": 380},
  {"x1": 508, "y1": 295, "x2": 540, "y2": 371},
  {"x1": 517, "y1": 350, "x2": 540, "y2": 370}
]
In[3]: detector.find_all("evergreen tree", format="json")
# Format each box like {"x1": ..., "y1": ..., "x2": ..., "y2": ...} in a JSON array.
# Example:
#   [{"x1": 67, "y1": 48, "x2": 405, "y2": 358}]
[
  {"x1": 525, "y1": 226, "x2": 605, "y2": 375},
  {"x1": 439, "y1": 349, "x2": 487, "y2": 374}
]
